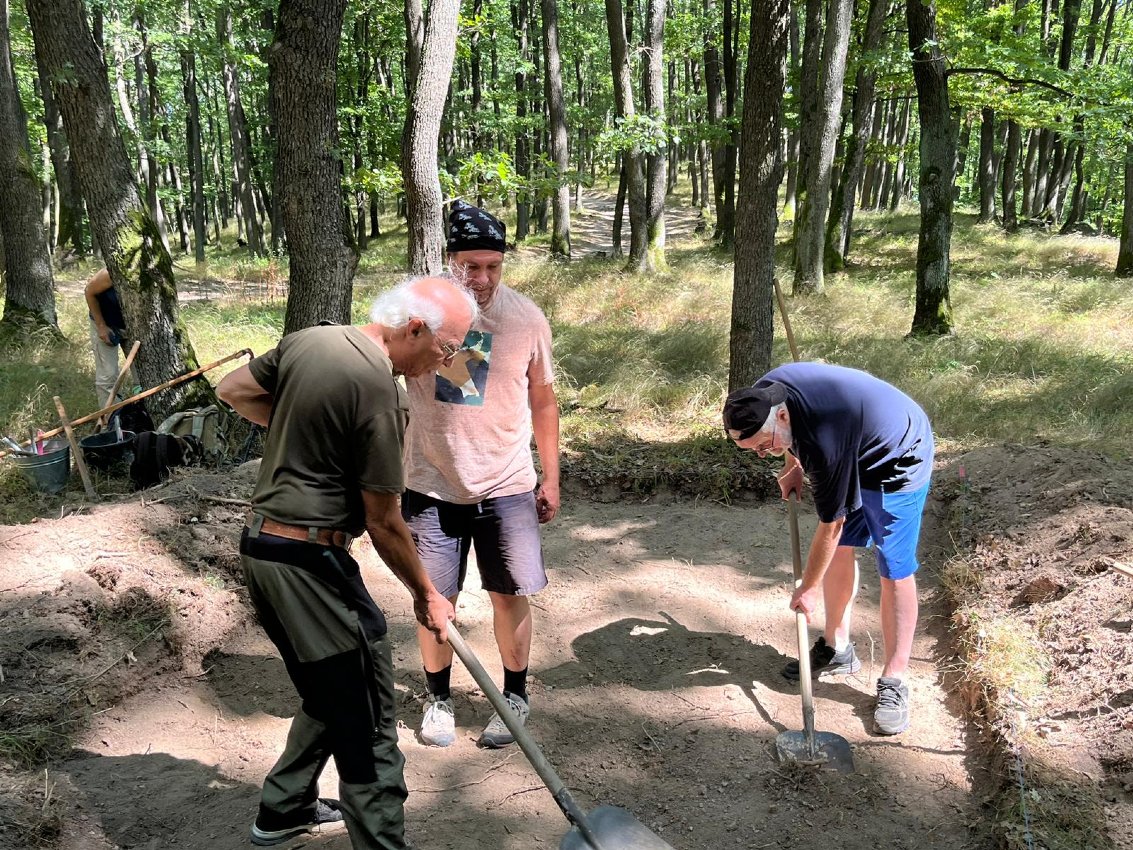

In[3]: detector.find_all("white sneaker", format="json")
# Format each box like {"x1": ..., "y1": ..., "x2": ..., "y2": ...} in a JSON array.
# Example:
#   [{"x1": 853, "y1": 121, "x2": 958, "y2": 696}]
[
  {"x1": 419, "y1": 696, "x2": 456, "y2": 747},
  {"x1": 477, "y1": 691, "x2": 529, "y2": 748}
]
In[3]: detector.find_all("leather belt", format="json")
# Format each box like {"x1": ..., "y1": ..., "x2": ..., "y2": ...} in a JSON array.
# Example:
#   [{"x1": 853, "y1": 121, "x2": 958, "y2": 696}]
[{"x1": 246, "y1": 511, "x2": 355, "y2": 549}]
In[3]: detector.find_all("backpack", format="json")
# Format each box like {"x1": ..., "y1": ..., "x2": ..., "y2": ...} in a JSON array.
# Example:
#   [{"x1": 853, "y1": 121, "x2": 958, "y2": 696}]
[
  {"x1": 129, "y1": 431, "x2": 200, "y2": 490},
  {"x1": 157, "y1": 405, "x2": 225, "y2": 462},
  {"x1": 108, "y1": 401, "x2": 154, "y2": 435}
]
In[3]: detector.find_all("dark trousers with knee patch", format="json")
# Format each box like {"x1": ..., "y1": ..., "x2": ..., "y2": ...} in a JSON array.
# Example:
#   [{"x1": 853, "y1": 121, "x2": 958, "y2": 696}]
[{"x1": 240, "y1": 530, "x2": 408, "y2": 850}]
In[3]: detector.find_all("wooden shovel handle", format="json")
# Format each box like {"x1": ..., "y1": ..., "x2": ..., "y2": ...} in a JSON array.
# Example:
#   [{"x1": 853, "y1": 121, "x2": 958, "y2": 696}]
[{"x1": 97, "y1": 340, "x2": 142, "y2": 429}]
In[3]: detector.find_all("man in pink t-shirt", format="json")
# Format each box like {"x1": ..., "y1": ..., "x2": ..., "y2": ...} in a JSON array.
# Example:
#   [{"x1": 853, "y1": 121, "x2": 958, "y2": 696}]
[{"x1": 403, "y1": 201, "x2": 561, "y2": 749}]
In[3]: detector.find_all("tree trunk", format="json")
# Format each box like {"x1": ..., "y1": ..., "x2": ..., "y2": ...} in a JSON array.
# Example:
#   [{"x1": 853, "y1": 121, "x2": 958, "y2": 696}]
[
  {"x1": 511, "y1": 0, "x2": 531, "y2": 241},
  {"x1": 703, "y1": 0, "x2": 724, "y2": 217},
  {"x1": 541, "y1": 0, "x2": 571, "y2": 258},
  {"x1": 731, "y1": 0, "x2": 788, "y2": 389},
  {"x1": 715, "y1": 0, "x2": 738, "y2": 247},
  {"x1": 906, "y1": 0, "x2": 954, "y2": 335},
  {"x1": 826, "y1": 0, "x2": 887, "y2": 271},
  {"x1": 612, "y1": 158, "x2": 627, "y2": 256},
  {"x1": 1001, "y1": 119, "x2": 1021, "y2": 231},
  {"x1": 219, "y1": 8, "x2": 265, "y2": 256},
  {"x1": 0, "y1": 0, "x2": 56, "y2": 328},
  {"x1": 782, "y1": 7, "x2": 800, "y2": 221},
  {"x1": 977, "y1": 106, "x2": 998, "y2": 222},
  {"x1": 181, "y1": 39, "x2": 207, "y2": 263},
  {"x1": 605, "y1": 0, "x2": 648, "y2": 265},
  {"x1": 135, "y1": 8, "x2": 171, "y2": 256},
  {"x1": 1116, "y1": 144, "x2": 1133, "y2": 276},
  {"x1": 1021, "y1": 128, "x2": 1039, "y2": 217},
  {"x1": 793, "y1": 0, "x2": 852, "y2": 294},
  {"x1": 889, "y1": 98, "x2": 912, "y2": 210},
  {"x1": 34, "y1": 46, "x2": 84, "y2": 255},
  {"x1": 641, "y1": 0, "x2": 667, "y2": 271},
  {"x1": 270, "y1": 0, "x2": 358, "y2": 333},
  {"x1": 401, "y1": 0, "x2": 460, "y2": 274},
  {"x1": 26, "y1": 0, "x2": 212, "y2": 417}
]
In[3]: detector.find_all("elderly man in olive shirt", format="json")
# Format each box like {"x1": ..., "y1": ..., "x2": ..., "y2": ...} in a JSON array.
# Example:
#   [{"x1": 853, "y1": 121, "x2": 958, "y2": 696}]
[{"x1": 218, "y1": 276, "x2": 475, "y2": 849}]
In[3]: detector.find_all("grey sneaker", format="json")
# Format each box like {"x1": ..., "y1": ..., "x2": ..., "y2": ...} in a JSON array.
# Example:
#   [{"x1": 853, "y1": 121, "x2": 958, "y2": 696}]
[
  {"x1": 419, "y1": 696, "x2": 456, "y2": 747},
  {"x1": 477, "y1": 691, "x2": 529, "y2": 748},
  {"x1": 783, "y1": 636, "x2": 862, "y2": 681},
  {"x1": 874, "y1": 676, "x2": 910, "y2": 735},
  {"x1": 250, "y1": 798, "x2": 344, "y2": 846}
]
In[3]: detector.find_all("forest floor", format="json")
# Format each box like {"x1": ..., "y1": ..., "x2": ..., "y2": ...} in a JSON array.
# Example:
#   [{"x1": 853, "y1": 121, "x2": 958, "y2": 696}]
[
  {"x1": 0, "y1": 442, "x2": 1130, "y2": 850},
  {"x1": 3, "y1": 198, "x2": 1132, "y2": 849}
]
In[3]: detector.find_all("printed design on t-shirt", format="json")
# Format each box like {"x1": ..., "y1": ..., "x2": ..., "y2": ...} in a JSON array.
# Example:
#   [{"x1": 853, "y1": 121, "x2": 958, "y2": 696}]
[{"x1": 435, "y1": 329, "x2": 491, "y2": 405}]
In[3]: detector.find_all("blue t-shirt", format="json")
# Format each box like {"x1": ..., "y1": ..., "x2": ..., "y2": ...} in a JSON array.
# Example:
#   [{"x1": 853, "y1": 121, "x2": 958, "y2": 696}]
[{"x1": 761, "y1": 362, "x2": 934, "y2": 523}]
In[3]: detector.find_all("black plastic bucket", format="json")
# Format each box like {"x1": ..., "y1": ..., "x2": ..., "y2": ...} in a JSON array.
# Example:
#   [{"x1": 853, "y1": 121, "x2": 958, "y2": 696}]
[{"x1": 79, "y1": 430, "x2": 137, "y2": 472}]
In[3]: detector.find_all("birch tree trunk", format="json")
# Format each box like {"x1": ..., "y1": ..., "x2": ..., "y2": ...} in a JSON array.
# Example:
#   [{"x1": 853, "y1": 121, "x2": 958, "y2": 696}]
[{"x1": 402, "y1": 0, "x2": 460, "y2": 274}]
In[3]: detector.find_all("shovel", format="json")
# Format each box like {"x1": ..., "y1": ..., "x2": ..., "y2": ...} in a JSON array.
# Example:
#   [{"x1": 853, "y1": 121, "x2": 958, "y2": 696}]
[
  {"x1": 774, "y1": 495, "x2": 855, "y2": 773},
  {"x1": 446, "y1": 625, "x2": 676, "y2": 850}
]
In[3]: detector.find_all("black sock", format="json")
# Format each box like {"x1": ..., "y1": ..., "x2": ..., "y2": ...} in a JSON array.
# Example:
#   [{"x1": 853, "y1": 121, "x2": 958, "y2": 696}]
[
  {"x1": 503, "y1": 666, "x2": 528, "y2": 701},
  {"x1": 425, "y1": 665, "x2": 452, "y2": 701}
]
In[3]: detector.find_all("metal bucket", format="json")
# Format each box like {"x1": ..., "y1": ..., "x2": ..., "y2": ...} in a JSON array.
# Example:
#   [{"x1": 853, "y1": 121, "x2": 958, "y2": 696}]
[{"x1": 10, "y1": 440, "x2": 71, "y2": 494}]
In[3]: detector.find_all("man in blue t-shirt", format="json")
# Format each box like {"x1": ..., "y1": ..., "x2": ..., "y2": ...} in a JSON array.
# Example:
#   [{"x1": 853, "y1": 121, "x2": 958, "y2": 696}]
[{"x1": 723, "y1": 362, "x2": 934, "y2": 735}]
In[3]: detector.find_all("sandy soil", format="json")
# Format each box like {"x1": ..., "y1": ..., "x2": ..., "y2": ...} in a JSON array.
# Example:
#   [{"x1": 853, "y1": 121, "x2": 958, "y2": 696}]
[{"x1": 3, "y1": 456, "x2": 998, "y2": 850}]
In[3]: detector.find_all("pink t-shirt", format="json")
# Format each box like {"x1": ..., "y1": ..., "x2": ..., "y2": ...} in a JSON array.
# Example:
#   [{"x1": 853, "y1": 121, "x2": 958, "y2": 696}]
[{"x1": 404, "y1": 283, "x2": 554, "y2": 503}]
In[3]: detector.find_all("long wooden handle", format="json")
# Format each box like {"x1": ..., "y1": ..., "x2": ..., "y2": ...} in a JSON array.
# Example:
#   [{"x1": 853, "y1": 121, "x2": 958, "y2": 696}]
[
  {"x1": 788, "y1": 495, "x2": 818, "y2": 757},
  {"x1": 446, "y1": 625, "x2": 607, "y2": 848},
  {"x1": 98, "y1": 340, "x2": 142, "y2": 429},
  {"x1": 773, "y1": 277, "x2": 801, "y2": 363},
  {"x1": 0, "y1": 348, "x2": 252, "y2": 459},
  {"x1": 54, "y1": 396, "x2": 97, "y2": 501}
]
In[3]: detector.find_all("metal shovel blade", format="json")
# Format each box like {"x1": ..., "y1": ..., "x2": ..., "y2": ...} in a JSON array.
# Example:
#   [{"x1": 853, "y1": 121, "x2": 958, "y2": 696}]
[
  {"x1": 559, "y1": 805, "x2": 676, "y2": 850},
  {"x1": 775, "y1": 730, "x2": 855, "y2": 773}
]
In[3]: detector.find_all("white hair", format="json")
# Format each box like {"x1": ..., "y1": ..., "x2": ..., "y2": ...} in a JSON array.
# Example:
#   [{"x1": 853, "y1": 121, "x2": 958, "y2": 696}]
[
  {"x1": 369, "y1": 275, "x2": 477, "y2": 331},
  {"x1": 759, "y1": 402, "x2": 787, "y2": 433}
]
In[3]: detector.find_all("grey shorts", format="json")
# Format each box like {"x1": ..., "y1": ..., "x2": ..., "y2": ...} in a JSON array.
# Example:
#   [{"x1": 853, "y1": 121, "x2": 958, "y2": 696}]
[{"x1": 401, "y1": 489, "x2": 548, "y2": 598}]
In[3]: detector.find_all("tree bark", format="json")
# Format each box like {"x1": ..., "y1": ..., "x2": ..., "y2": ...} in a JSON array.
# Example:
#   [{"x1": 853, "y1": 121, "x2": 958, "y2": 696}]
[
  {"x1": 34, "y1": 46, "x2": 84, "y2": 255},
  {"x1": 1001, "y1": 119, "x2": 1021, "y2": 231},
  {"x1": 793, "y1": 0, "x2": 853, "y2": 294},
  {"x1": 641, "y1": 0, "x2": 667, "y2": 271},
  {"x1": 906, "y1": 0, "x2": 954, "y2": 335},
  {"x1": 181, "y1": 37, "x2": 207, "y2": 263},
  {"x1": 541, "y1": 0, "x2": 571, "y2": 258},
  {"x1": 401, "y1": 0, "x2": 460, "y2": 275},
  {"x1": 826, "y1": 0, "x2": 888, "y2": 271},
  {"x1": 605, "y1": 0, "x2": 648, "y2": 265},
  {"x1": 26, "y1": 0, "x2": 211, "y2": 416},
  {"x1": 511, "y1": 0, "x2": 531, "y2": 241},
  {"x1": 218, "y1": 8, "x2": 265, "y2": 256},
  {"x1": 977, "y1": 106, "x2": 998, "y2": 222},
  {"x1": 1117, "y1": 143, "x2": 1133, "y2": 276},
  {"x1": 269, "y1": 0, "x2": 358, "y2": 332},
  {"x1": 730, "y1": 0, "x2": 789, "y2": 389},
  {"x1": 702, "y1": 0, "x2": 725, "y2": 217},
  {"x1": 0, "y1": 0, "x2": 55, "y2": 328},
  {"x1": 715, "y1": 0, "x2": 738, "y2": 248}
]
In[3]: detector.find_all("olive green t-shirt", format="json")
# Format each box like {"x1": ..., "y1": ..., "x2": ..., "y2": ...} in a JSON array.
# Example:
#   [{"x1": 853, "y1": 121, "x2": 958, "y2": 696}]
[{"x1": 248, "y1": 325, "x2": 407, "y2": 535}]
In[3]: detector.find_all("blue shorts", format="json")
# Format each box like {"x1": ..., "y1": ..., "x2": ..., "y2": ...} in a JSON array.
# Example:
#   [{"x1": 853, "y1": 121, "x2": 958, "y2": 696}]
[
  {"x1": 401, "y1": 489, "x2": 548, "y2": 598},
  {"x1": 837, "y1": 484, "x2": 929, "y2": 580}
]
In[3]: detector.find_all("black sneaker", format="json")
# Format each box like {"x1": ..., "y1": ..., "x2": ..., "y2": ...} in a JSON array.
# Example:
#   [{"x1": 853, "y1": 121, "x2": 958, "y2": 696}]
[
  {"x1": 782, "y1": 636, "x2": 862, "y2": 681},
  {"x1": 250, "y1": 798, "x2": 345, "y2": 846},
  {"x1": 874, "y1": 676, "x2": 910, "y2": 735}
]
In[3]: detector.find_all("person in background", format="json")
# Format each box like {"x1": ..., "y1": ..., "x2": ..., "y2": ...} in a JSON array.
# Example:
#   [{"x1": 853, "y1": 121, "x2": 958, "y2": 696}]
[
  {"x1": 217, "y1": 276, "x2": 476, "y2": 848},
  {"x1": 406, "y1": 201, "x2": 561, "y2": 750},
  {"x1": 723, "y1": 362, "x2": 934, "y2": 736},
  {"x1": 84, "y1": 268, "x2": 128, "y2": 404}
]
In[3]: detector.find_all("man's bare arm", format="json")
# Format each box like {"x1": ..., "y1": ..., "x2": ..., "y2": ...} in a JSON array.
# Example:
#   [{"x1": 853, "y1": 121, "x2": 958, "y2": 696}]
[
  {"x1": 362, "y1": 490, "x2": 454, "y2": 642},
  {"x1": 529, "y1": 381, "x2": 560, "y2": 523},
  {"x1": 217, "y1": 365, "x2": 274, "y2": 426}
]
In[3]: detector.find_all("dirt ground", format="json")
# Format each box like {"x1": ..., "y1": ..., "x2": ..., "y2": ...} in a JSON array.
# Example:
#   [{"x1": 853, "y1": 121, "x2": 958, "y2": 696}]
[{"x1": 1, "y1": 445, "x2": 1130, "y2": 850}]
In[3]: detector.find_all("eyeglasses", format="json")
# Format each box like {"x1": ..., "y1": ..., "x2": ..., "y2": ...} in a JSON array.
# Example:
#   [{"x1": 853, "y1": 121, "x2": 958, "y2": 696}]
[{"x1": 439, "y1": 340, "x2": 464, "y2": 359}]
